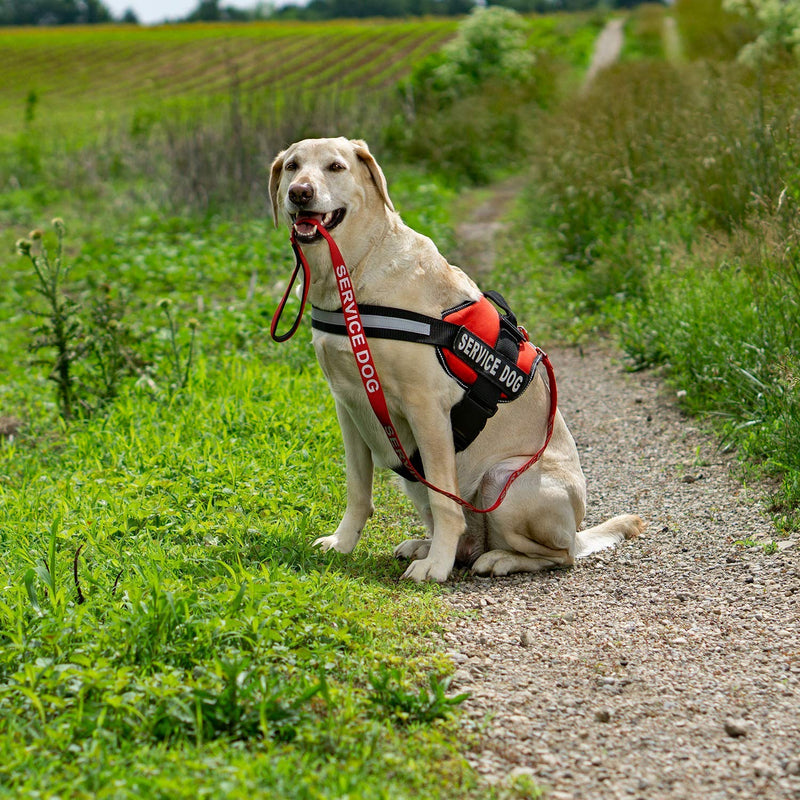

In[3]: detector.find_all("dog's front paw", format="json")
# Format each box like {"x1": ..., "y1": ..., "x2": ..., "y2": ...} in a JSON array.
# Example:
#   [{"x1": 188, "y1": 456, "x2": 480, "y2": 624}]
[
  {"x1": 393, "y1": 538, "x2": 431, "y2": 561},
  {"x1": 401, "y1": 556, "x2": 451, "y2": 583},
  {"x1": 313, "y1": 533, "x2": 357, "y2": 554}
]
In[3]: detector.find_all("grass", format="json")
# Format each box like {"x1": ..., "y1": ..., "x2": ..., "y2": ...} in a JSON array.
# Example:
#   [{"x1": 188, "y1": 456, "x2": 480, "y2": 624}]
[
  {"x1": 0, "y1": 210, "x2": 490, "y2": 798},
  {"x1": 495, "y1": 4, "x2": 800, "y2": 531}
]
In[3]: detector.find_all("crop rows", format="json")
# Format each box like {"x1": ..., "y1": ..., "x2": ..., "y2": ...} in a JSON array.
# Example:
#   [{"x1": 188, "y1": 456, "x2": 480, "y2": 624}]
[{"x1": 0, "y1": 20, "x2": 456, "y2": 136}]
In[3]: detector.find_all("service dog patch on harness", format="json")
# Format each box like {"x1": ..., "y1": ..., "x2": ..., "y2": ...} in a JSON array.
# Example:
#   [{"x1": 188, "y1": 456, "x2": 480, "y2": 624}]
[
  {"x1": 436, "y1": 295, "x2": 538, "y2": 402},
  {"x1": 311, "y1": 292, "x2": 543, "y2": 479}
]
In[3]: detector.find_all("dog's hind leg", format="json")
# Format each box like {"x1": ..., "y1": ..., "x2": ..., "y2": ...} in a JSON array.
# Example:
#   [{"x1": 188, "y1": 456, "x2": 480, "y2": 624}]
[
  {"x1": 575, "y1": 515, "x2": 644, "y2": 558},
  {"x1": 397, "y1": 414, "x2": 468, "y2": 583},
  {"x1": 472, "y1": 465, "x2": 580, "y2": 577},
  {"x1": 393, "y1": 480, "x2": 433, "y2": 561},
  {"x1": 394, "y1": 491, "x2": 486, "y2": 567}
]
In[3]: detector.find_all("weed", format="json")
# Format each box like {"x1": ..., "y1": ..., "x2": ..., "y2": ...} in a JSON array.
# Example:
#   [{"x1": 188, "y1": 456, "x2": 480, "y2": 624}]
[
  {"x1": 15, "y1": 219, "x2": 207, "y2": 418},
  {"x1": 157, "y1": 298, "x2": 198, "y2": 393},
  {"x1": 84, "y1": 284, "x2": 140, "y2": 404},
  {"x1": 367, "y1": 665, "x2": 469, "y2": 725},
  {"x1": 18, "y1": 219, "x2": 80, "y2": 420}
]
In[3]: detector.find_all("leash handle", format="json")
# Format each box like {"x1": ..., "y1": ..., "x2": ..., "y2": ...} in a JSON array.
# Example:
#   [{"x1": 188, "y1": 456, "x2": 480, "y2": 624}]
[
  {"x1": 270, "y1": 238, "x2": 311, "y2": 342},
  {"x1": 282, "y1": 218, "x2": 558, "y2": 515}
]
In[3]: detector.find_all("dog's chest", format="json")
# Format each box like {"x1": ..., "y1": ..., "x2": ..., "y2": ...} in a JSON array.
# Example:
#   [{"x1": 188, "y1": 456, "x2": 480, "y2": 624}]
[{"x1": 313, "y1": 332, "x2": 369, "y2": 399}]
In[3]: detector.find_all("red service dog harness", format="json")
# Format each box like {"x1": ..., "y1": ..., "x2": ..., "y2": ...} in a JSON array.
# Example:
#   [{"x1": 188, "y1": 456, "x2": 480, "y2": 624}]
[
  {"x1": 271, "y1": 219, "x2": 557, "y2": 514},
  {"x1": 311, "y1": 293, "x2": 542, "y2": 477}
]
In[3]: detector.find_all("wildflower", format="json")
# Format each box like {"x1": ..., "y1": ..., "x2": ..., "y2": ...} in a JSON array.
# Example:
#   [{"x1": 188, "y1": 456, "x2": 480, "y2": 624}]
[
  {"x1": 52, "y1": 217, "x2": 66, "y2": 234},
  {"x1": 157, "y1": 298, "x2": 173, "y2": 310},
  {"x1": 187, "y1": 318, "x2": 200, "y2": 331},
  {"x1": 29, "y1": 229, "x2": 43, "y2": 240},
  {"x1": 16, "y1": 239, "x2": 32, "y2": 257}
]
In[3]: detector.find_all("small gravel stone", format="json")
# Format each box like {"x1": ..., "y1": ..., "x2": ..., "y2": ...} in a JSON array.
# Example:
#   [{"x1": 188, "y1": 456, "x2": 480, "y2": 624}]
[{"x1": 724, "y1": 718, "x2": 750, "y2": 738}]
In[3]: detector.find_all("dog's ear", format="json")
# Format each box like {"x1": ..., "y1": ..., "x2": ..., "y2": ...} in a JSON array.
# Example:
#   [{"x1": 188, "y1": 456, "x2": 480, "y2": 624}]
[
  {"x1": 268, "y1": 150, "x2": 285, "y2": 228},
  {"x1": 350, "y1": 139, "x2": 395, "y2": 213}
]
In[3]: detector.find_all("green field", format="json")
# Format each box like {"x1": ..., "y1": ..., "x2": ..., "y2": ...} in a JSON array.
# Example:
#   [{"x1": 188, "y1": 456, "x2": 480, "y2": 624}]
[
  {"x1": 0, "y1": 20, "x2": 458, "y2": 136},
  {"x1": 1, "y1": 4, "x2": 799, "y2": 797}
]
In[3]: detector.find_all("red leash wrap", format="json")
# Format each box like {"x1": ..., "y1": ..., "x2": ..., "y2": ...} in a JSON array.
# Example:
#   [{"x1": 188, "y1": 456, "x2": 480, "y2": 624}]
[{"x1": 271, "y1": 218, "x2": 558, "y2": 514}]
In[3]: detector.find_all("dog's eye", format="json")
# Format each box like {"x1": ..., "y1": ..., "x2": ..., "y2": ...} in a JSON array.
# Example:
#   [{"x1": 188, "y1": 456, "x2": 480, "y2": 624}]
[
  {"x1": 328, "y1": 162, "x2": 346, "y2": 172},
  {"x1": 284, "y1": 161, "x2": 298, "y2": 172}
]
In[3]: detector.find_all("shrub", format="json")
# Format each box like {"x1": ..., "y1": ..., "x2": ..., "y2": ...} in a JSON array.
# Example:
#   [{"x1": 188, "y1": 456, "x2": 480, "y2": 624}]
[
  {"x1": 386, "y1": 6, "x2": 554, "y2": 184},
  {"x1": 723, "y1": 0, "x2": 800, "y2": 66},
  {"x1": 428, "y1": 6, "x2": 537, "y2": 99}
]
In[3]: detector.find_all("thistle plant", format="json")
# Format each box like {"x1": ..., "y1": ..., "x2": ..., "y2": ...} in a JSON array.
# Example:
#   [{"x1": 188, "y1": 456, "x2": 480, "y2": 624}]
[
  {"x1": 17, "y1": 219, "x2": 81, "y2": 420},
  {"x1": 157, "y1": 298, "x2": 199, "y2": 391},
  {"x1": 86, "y1": 283, "x2": 138, "y2": 404},
  {"x1": 17, "y1": 219, "x2": 181, "y2": 420}
]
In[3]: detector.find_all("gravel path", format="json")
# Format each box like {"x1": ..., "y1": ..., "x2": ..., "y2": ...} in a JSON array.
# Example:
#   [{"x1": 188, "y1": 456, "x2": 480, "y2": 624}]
[
  {"x1": 440, "y1": 344, "x2": 800, "y2": 798},
  {"x1": 584, "y1": 17, "x2": 625, "y2": 87}
]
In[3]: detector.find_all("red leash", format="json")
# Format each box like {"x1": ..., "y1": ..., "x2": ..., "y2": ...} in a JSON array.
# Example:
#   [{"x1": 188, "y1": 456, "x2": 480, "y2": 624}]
[
  {"x1": 269, "y1": 235, "x2": 311, "y2": 342},
  {"x1": 271, "y1": 219, "x2": 558, "y2": 514}
]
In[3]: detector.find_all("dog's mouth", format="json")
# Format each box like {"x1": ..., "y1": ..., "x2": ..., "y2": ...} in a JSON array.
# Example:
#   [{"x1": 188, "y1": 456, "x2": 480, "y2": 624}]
[{"x1": 291, "y1": 208, "x2": 346, "y2": 243}]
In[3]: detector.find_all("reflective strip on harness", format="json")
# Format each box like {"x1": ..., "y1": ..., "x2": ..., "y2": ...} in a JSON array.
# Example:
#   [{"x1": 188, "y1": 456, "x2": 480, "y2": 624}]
[{"x1": 312, "y1": 306, "x2": 432, "y2": 338}]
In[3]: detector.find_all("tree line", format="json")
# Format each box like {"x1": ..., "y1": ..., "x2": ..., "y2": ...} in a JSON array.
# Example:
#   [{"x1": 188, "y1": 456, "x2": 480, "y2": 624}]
[
  {"x1": 1, "y1": 0, "x2": 659, "y2": 26},
  {"x1": 1, "y1": 0, "x2": 121, "y2": 25}
]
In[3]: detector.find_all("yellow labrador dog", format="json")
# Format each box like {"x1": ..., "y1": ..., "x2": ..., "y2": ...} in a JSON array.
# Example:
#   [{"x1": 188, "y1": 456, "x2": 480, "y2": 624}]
[{"x1": 269, "y1": 137, "x2": 643, "y2": 582}]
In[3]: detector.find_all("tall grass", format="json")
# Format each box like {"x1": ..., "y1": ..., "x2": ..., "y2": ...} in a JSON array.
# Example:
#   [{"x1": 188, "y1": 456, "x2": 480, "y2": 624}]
[{"x1": 517, "y1": 28, "x2": 800, "y2": 524}]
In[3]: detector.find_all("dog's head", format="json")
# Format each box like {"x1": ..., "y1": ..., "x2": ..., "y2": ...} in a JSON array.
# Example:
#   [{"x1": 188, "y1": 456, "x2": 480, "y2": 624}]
[{"x1": 269, "y1": 137, "x2": 395, "y2": 244}]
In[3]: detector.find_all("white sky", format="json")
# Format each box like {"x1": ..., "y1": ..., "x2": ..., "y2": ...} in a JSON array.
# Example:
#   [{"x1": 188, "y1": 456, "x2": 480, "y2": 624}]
[{"x1": 102, "y1": 0, "x2": 290, "y2": 25}]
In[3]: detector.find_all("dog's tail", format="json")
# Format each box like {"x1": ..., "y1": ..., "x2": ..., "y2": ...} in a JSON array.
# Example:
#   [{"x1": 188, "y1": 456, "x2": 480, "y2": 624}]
[{"x1": 575, "y1": 514, "x2": 644, "y2": 559}]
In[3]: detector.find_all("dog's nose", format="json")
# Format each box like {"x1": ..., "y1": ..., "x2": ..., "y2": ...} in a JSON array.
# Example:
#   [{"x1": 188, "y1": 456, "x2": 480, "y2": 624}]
[{"x1": 288, "y1": 182, "x2": 314, "y2": 207}]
